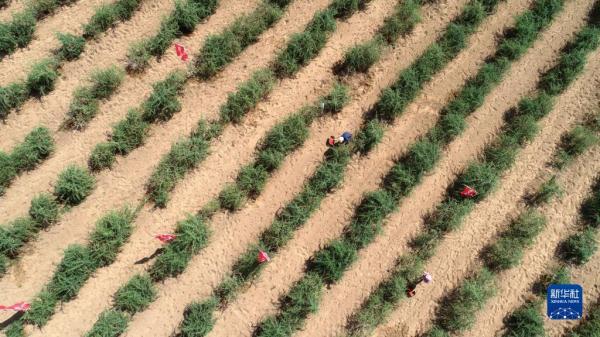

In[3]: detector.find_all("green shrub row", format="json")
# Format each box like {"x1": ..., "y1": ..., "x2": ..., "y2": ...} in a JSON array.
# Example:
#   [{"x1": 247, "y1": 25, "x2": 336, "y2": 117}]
[
  {"x1": 482, "y1": 210, "x2": 546, "y2": 271},
  {"x1": 64, "y1": 66, "x2": 125, "y2": 130},
  {"x1": 126, "y1": 0, "x2": 219, "y2": 72},
  {"x1": 248, "y1": 1, "x2": 504, "y2": 336},
  {"x1": 0, "y1": 0, "x2": 146, "y2": 119},
  {"x1": 527, "y1": 175, "x2": 563, "y2": 205},
  {"x1": 146, "y1": 0, "x2": 367, "y2": 208},
  {"x1": 0, "y1": 164, "x2": 94, "y2": 276},
  {"x1": 0, "y1": 126, "x2": 54, "y2": 194},
  {"x1": 88, "y1": 70, "x2": 186, "y2": 171},
  {"x1": 553, "y1": 115, "x2": 600, "y2": 168},
  {"x1": 344, "y1": 0, "x2": 599, "y2": 333},
  {"x1": 5, "y1": 207, "x2": 137, "y2": 331},
  {"x1": 193, "y1": 0, "x2": 287, "y2": 79},
  {"x1": 83, "y1": 0, "x2": 142, "y2": 39},
  {"x1": 337, "y1": 0, "x2": 422, "y2": 74}
]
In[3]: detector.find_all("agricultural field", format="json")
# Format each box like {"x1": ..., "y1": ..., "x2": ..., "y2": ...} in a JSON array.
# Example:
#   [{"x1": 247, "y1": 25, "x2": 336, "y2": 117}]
[{"x1": 0, "y1": 0, "x2": 599, "y2": 336}]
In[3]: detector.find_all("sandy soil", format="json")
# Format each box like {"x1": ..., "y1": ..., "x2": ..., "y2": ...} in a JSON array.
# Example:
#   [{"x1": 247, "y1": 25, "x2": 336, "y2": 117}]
[
  {"x1": 0, "y1": 0, "x2": 107, "y2": 84},
  {"x1": 464, "y1": 146, "x2": 600, "y2": 337},
  {"x1": 5, "y1": 0, "x2": 351, "y2": 335},
  {"x1": 0, "y1": 0, "x2": 26, "y2": 21},
  {"x1": 546, "y1": 243, "x2": 600, "y2": 337},
  {"x1": 0, "y1": 0, "x2": 256, "y2": 313},
  {"x1": 373, "y1": 9, "x2": 600, "y2": 337}
]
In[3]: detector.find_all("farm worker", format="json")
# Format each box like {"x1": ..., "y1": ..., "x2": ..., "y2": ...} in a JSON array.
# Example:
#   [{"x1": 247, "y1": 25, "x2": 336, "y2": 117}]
[
  {"x1": 339, "y1": 131, "x2": 352, "y2": 144},
  {"x1": 406, "y1": 272, "x2": 432, "y2": 298},
  {"x1": 155, "y1": 234, "x2": 177, "y2": 243},
  {"x1": 258, "y1": 251, "x2": 270, "y2": 263},
  {"x1": 0, "y1": 302, "x2": 30, "y2": 312}
]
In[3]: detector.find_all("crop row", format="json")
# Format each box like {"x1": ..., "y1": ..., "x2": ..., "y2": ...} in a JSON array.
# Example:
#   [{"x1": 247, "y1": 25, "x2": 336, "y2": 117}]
[
  {"x1": 146, "y1": 0, "x2": 372, "y2": 207},
  {"x1": 336, "y1": 0, "x2": 425, "y2": 75},
  {"x1": 0, "y1": 0, "x2": 144, "y2": 120},
  {"x1": 355, "y1": 6, "x2": 599, "y2": 336},
  {"x1": 566, "y1": 299, "x2": 600, "y2": 337},
  {"x1": 0, "y1": 164, "x2": 95, "y2": 276},
  {"x1": 233, "y1": 0, "x2": 513, "y2": 336},
  {"x1": 4, "y1": 206, "x2": 138, "y2": 337},
  {"x1": 0, "y1": 127, "x2": 54, "y2": 196},
  {"x1": 0, "y1": 0, "x2": 78, "y2": 58},
  {"x1": 83, "y1": 84, "x2": 351, "y2": 337},
  {"x1": 327, "y1": 0, "x2": 595, "y2": 333}
]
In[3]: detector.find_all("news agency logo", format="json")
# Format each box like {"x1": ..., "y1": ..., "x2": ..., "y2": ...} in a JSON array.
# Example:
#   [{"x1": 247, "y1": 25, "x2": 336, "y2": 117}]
[{"x1": 547, "y1": 284, "x2": 583, "y2": 320}]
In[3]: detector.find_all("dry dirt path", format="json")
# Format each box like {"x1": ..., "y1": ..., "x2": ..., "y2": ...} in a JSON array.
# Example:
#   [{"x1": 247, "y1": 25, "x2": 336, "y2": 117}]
[
  {"x1": 461, "y1": 148, "x2": 600, "y2": 337},
  {"x1": 0, "y1": 0, "x2": 26, "y2": 21},
  {"x1": 0, "y1": 0, "x2": 105, "y2": 84},
  {"x1": 0, "y1": 0, "x2": 259, "y2": 308},
  {"x1": 372, "y1": 16, "x2": 600, "y2": 337},
  {"x1": 546, "y1": 245, "x2": 600, "y2": 337},
  {"x1": 197, "y1": 1, "x2": 552, "y2": 337},
  {"x1": 1, "y1": 0, "x2": 356, "y2": 333}
]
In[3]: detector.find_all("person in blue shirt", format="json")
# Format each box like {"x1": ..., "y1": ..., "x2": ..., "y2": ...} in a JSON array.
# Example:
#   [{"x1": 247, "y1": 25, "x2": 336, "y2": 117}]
[{"x1": 327, "y1": 131, "x2": 352, "y2": 146}]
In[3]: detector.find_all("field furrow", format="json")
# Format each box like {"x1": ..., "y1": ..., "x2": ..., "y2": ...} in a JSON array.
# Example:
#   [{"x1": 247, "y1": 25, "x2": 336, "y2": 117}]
[
  {"x1": 368, "y1": 16, "x2": 600, "y2": 337},
  {"x1": 0, "y1": 0, "x2": 105, "y2": 83},
  {"x1": 1, "y1": 0, "x2": 375, "y2": 334},
  {"x1": 0, "y1": 0, "x2": 258, "y2": 305}
]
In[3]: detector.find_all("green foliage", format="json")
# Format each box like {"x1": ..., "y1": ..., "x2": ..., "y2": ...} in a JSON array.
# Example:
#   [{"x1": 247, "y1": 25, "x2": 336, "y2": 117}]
[
  {"x1": 149, "y1": 214, "x2": 209, "y2": 281},
  {"x1": 353, "y1": 120, "x2": 384, "y2": 155},
  {"x1": 114, "y1": 274, "x2": 156, "y2": 314},
  {"x1": 88, "y1": 208, "x2": 135, "y2": 266},
  {"x1": 428, "y1": 198, "x2": 474, "y2": 233},
  {"x1": 345, "y1": 190, "x2": 396, "y2": 248},
  {"x1": 554, "y1": 125, "x2": 598, "y2": 168},
  {"x1": 273, "y1": 9, "x2": 336, "y2": 77},
  {"x1": 581, "y1": 183, "x2": 600, "y2": 228},
  {"x1": 147, "y1": 120, "x2": 219, "y2": 207},
  {"x1": 89, "y1": 142, "x2": 118, "y2": 171},
  {"x1": 24, "y1": 290, "x2": 58, "y2": 327},
  {"x1": 180, "y1": 298, "x2": 218, "y2": 337},
  {"x1": 83, "y1": 0, "x2": 142, "y2": 38},
  {"x1": 559, "y1": 228, "x2": 598, "y2": 265},
  {"x1": 436, "y1": 268, "x2": 497, "y2": 332},
  {"x1": 111, "y1": 109, "x2": 150, "y2": 155},
  {"x1": 66, "y1": 66, "x2": 124, "y2": 129},
  {"x1": 126, "y1": 40, "x2": 151, "y2": 73},
  {"x1": 502, "y1": 301, "x2": 544, "y2": 337},
  {"x1": 0, "y1": 11, "x2": 35, "y2": 56},
  {"x1": 85, "y1": 309, "x2": 129, "y2": 337},
  {"x1": 532, "y1": 266, "x2": 570, "y2": 296},
  {"x1": 528, "y1": 175, "x2": 563, "y2": 205},
  {"x1": 483, "y1": 210, "x2": 546, "y2": 271},
  {"x1": 48, "y1": 244, "x2": 97, "y2": 301},
  {"x1": 141, "y1": 71, "x2": 187, "y2": 122},
  {"x1": 29, "y1": 193, "x2": 60, "y2": 228},
  {"x1": 256, "y1": 113, "x2": 310, "y2": 171},
  {"x1": 237, "y1": 164, "x2": 269, "y2": 197},
  {"x1": 26, "y1": 58, "x2": 60, "y2": 97},
  {"x1": 9, "y1": 126, "x2": 54, "y2": 171},
  {"x1": 540, "y1": 26, "x2": 600, "y2": 96},
  {"x1": 55, "y1": 32, "x2": 85, "y2": 60},
  {"x1": 378, "y1": 0, "x2": 421, "y2": 44},
  {"x1": 338, "y1": 39, "x2": 382, "y2": 74},
  {"x1": 194, "y1": 3, "x2": 283, "y2": 78},
  {"x1": 0, "y1": 254, "x2": 6, "y2": 276},
  {"x1": 0, "y1": 217, "x2": 35, "y2": 257},
  {"x1": 219, "y1": 69, "x2": 275, "y2": 123},
  {"x1": 453, "y1": 162, "x2": 499, "y2": 200},
  {"x1": 219, "y1": 184, "x2": 246, "y2": 211},
  {"x1": 0, "y1": 82, "x2": 29, "y2": 119},
  {"x1": 321, "y1": 82, "x2": 349, "y2": 113},
  {"x1": 54, "y1": 165, "x2": 95, "y2": 205},
  {"x1": 309, "y1": 239, "x2": 357, "y2": 284}
]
